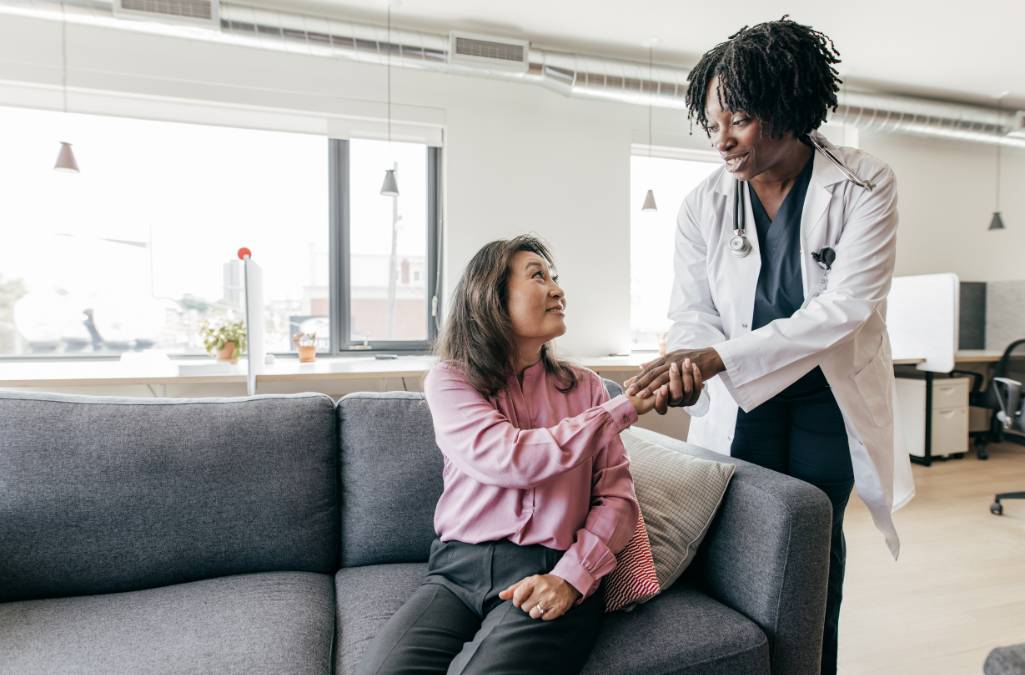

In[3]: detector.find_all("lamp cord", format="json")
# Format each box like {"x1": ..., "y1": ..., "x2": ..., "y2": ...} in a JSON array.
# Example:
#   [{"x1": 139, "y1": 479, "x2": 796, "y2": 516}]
[
  {"x1": 647, "y1": 45, "x2": 652, "y2": 157},
  {"x1": 995, "y1": 97, "x2": 1002, "y2": 210},
  {"x1": 386, "y1": 5, "x2": 391, "y2": 145},
  {"x1": 61, "y1": 1, "x2": 68, "y2": 114}
]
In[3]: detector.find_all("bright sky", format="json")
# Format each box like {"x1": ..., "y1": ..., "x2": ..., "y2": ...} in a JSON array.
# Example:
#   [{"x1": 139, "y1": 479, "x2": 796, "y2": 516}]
[{"x1": 0, "y1": 106, "x2": 428, "y2": 344}]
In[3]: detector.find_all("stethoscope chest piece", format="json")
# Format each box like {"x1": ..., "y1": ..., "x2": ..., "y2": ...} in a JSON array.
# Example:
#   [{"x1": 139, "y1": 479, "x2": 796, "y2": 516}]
[
  {"x1": 730, "y1": 178, "x2": 752, "y2": 258},
  {"x1": 729, "y1": 233, "x2": 751, "y2": 258}
]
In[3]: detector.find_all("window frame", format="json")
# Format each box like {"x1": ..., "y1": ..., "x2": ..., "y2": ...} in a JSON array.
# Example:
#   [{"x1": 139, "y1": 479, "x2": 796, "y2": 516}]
[{"x1": 328, "y1": 138, "x2": 442, "y2": 355}]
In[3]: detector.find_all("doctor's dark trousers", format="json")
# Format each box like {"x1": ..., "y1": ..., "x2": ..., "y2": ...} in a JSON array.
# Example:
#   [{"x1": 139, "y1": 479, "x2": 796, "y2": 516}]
[
  {"x1": 730, "y1": 367, "x2": 854, "y2": 675},
  {"x1": 734, "y1": 155, "x2": 854, "y2": 674}
]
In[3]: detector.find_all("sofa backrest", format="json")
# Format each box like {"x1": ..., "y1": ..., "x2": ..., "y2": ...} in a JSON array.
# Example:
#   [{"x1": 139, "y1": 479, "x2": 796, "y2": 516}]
[
  {"x1": 337, "y1": 392, "x2": 443, "y2": 567},
  {"x1": 337, "y1": 378, "x2": 625, "y2": 568},
  {"x1": 0, "y1": 390, "x2": 339, "y2": 603}
]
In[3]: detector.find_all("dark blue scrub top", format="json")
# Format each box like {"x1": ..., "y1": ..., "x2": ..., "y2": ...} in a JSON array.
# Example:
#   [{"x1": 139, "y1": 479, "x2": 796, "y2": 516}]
[{"x1": 748, "y1": 154, "x2": 828, "y2": 394}]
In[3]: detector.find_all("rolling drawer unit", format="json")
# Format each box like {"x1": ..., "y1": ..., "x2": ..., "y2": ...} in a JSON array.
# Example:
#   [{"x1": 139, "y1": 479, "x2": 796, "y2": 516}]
[{"x1": 895, "y1": 374, "x2": 970, "y2": 465}]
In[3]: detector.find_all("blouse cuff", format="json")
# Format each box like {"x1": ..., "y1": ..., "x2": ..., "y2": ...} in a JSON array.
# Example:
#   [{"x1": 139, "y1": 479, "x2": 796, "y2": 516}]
[
  {"x1": 550, "y1": 556, "x2": 598, "y2": 603},
  {"x1": 600, "y1": 394, "x2": 637, "y2": 432}
]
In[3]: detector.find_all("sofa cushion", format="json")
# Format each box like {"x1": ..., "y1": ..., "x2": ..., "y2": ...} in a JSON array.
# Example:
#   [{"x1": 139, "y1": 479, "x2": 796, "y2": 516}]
[
  {"x1": 585, "y1": 585, "x2": 769, "y2": 675},
  {"x1": 0, "y1": 391, "x2": 339, "y2": 602},
  {"x1": 0, "y1": 571, "x2": 335, "y2": 675},
  {"x1": 338, "y1": 392, "x2": 444, "y2": 567},
  {"x1": 334, "y1": 562, "x2": 769, "y2": 675},
  {"x1": 335, "y1": 562, "x2": 428, "y2": 674}
]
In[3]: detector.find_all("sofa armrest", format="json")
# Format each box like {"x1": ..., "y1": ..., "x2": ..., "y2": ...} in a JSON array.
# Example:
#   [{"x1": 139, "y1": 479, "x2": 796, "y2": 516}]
[{"x1": 627, "y1": 426, "x2": 832, "y2": 675}]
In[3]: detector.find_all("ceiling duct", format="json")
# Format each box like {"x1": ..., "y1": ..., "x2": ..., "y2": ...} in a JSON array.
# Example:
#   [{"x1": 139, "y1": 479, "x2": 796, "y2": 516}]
[
  {"x1": 113, "y1": 0, "x2": 219, "y2": 28},
  {"x1": 448, "y1": 32, "x2": 529, "y2": 73},
  {"x1": 5, "y1": 0, "x2": 1024, "y2": 149}
]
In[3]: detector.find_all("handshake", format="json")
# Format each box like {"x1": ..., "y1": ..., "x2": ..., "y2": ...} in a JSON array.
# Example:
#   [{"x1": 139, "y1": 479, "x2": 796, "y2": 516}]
[{"x1": 623, "y1": 347, "x2": 725, "y2": 416}]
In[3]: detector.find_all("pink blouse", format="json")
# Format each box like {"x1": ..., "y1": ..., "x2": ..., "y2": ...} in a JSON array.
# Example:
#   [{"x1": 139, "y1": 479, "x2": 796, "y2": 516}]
[{"x1": 423, "y1": 360, "x2": 640, "y2": 600}]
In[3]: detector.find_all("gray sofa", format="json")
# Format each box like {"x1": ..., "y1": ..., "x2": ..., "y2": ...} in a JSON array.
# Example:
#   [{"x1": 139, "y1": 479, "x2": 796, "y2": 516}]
[{"x1": 0, "y1": 386, "x2": 832, "y2": 674}]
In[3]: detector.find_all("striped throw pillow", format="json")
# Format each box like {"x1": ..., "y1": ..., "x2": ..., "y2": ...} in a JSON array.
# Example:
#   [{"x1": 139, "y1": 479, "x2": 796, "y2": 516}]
[
  {"x1": 603, "y1": 509, "x2": 661, "y2": 612},
  {"x1": 603, "y1": 429, "x2": 735, "y2": 612}
]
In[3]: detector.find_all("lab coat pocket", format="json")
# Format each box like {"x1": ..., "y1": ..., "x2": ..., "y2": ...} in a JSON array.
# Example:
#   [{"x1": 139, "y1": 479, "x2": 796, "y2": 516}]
[{"x1": 851, "y1": 347, "x2": 893, "y2": 427}]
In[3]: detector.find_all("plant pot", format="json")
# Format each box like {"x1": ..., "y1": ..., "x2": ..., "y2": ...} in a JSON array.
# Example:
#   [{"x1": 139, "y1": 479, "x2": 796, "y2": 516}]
[
  {"x1": 216, "y1": 342, "x2": 238, "y2": 363},
  {"x1": 297, "y1": 345, "x2": 317, "y2": 363}
]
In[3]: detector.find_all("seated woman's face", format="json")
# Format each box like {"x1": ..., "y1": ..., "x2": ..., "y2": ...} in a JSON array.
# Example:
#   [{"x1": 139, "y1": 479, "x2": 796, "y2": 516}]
[{"x1": 506, "y1": 250, "x2": 567, "y2": 343}]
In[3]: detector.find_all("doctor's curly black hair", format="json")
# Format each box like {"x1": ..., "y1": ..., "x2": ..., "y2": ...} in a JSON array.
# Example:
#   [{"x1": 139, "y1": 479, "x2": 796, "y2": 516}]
[{"x1": 684, "y1": 16, "x2": 843, "y2": 141}]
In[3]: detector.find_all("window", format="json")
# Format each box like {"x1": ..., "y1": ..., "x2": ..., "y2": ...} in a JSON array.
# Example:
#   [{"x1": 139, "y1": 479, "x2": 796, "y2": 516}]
[
  {"x1": 630, "y1": 151, "x2": 719, "y2": 350},
  {"x1": 0, "y1": 106, "x2": 440, "y2": 358},
  {"x1": 338, "y1": 138, "x2": 439, "y2": 350}
]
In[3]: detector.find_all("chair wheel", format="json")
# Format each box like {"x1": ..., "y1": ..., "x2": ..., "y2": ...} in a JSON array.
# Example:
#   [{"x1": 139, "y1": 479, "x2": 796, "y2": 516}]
[
  {"x1": 978, "y1": 447, "x2": 990, "y2": 460},
  {"x1": 991, "y1": 502, "x2": 1004, "y2": 515}
]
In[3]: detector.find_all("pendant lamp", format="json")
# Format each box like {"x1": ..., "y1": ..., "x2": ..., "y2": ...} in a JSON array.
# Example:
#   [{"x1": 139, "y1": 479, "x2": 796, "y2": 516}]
[
  {"x1": 54, "y1": 1, "x2": 79, "y2": 173},
  {"x1": 380, "y1": 4, "x2": 399, "y2": 197},
  {"x1": 641, "y1": 40, "x2": 657, "y2": 211}
]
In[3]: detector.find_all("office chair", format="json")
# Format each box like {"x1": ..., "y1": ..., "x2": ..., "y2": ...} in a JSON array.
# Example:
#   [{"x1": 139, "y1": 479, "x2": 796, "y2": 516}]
[{"x1": 952, "y1": 338, "x2": 1025, "y2": 515}]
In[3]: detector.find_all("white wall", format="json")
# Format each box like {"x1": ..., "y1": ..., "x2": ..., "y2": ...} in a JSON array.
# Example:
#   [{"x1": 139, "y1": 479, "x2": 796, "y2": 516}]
[
  {"x1": 860, "y1": 131, "x2": 1025, "y2": 282},
  {"x1": 2, "y1": 11, "x2": 1023, "y2": 361}
]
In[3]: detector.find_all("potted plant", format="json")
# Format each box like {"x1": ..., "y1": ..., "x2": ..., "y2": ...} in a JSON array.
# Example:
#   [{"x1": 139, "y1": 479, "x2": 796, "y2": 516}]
[
  {"x1": 200, "y1": 319, "x2": 247, "y2": 364},
  {"x1": 292, "y1": 331, "x2": 317, "y2": 363}
]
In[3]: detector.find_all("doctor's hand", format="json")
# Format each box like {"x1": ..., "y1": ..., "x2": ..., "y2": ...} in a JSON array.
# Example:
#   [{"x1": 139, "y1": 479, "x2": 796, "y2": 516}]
[
  {"x1": 625, "y1": 348, "x2": 724, "y2": 404},
  {"x1": 648, "y1": 359, "x2": 703, "y2": 415}
]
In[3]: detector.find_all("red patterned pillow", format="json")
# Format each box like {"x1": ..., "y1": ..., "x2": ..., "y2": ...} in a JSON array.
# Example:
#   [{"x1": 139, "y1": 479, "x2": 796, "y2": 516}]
[{"x1": 603, "y1": 509, "x2": 661, "y2": 612}]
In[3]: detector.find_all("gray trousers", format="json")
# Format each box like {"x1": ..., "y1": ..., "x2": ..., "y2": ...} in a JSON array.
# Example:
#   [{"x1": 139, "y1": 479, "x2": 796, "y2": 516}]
[{"x1": 357, "y1": 538, "x2": 604, "y2": 675}]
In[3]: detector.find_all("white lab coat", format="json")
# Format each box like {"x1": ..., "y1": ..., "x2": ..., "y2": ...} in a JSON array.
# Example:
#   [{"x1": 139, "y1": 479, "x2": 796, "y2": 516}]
[{"x1": 668, "y1": 132, "x2": 914, "y2": 558}]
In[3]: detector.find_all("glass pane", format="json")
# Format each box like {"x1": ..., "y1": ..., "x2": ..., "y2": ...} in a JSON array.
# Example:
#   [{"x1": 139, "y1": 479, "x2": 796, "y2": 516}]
[
  {"x1": 0, "y1": 106, "x2": 328, "y2": 357},
  {"x1": 630, "y1": 154, "x2": 719, "y2": 350},
  {"x1": 348, "y1": 138, "x2": 429, "y2": 343}
]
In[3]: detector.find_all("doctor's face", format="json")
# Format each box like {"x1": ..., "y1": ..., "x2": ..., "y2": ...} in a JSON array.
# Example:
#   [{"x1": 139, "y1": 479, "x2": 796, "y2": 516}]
[{"x1": 704, "y1": 76, "x2": 799, "y2": 181}]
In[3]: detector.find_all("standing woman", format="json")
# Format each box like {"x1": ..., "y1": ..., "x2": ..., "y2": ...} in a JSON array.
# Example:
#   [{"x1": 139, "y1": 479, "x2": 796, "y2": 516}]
[{"x1": 625, "y1": 17, "x2": 914, "y2": 675}]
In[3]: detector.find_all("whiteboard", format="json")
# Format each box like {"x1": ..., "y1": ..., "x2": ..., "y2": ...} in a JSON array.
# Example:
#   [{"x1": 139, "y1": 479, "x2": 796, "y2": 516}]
[{"x1": 886, "y1": 273, "x2": 959, "y2": 373}]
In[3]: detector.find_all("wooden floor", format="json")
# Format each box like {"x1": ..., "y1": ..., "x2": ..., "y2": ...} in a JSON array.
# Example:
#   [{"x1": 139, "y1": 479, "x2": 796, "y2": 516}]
[{"x1": 839, "y1": 443, "x2": 1025, "y2": 674}]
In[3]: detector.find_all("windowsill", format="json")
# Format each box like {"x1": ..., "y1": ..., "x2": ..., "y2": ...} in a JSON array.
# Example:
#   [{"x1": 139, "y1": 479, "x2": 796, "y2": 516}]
[
  {"x1": 0, "y1": 349, "x2": 952, "y2": 389},
  {"x1": 0, "y1": 352, "x2": 663, "y2": 388}
]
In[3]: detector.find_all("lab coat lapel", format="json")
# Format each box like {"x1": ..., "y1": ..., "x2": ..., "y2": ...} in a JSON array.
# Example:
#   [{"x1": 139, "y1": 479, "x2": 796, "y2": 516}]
[{"x1": 800, "y1": 151, "x2": 845, "y2": 296}]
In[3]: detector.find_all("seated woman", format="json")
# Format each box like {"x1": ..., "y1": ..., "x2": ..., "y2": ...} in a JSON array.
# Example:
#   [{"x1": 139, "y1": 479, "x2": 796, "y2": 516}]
[{"x1": 357, "y1": 235, "x2": 705, "y2": 675}]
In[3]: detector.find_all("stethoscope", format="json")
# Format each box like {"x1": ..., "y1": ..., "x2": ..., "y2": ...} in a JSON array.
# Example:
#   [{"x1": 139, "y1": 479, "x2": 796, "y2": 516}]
[{"x1": 729, "y1": 134, "x2": 877, "y2": 259}]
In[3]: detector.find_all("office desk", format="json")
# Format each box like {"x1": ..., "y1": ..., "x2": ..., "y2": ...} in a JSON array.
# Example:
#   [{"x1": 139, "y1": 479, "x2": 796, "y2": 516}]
[
  {"x1": 949, "y1": 350, "x2": 1004, "y2": 364},
  {"x1": 894, "y1": 350, "x2": 1003, "y2": 466}
]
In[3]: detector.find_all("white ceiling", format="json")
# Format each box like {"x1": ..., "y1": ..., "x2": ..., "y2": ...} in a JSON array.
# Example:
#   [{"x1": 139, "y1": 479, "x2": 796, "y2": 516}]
[{"x1": 249, "y1": 0, "x2": 1025, "y2": 109}]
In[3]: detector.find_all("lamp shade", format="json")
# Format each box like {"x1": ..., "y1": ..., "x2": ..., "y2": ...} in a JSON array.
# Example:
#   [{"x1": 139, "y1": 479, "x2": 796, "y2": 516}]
[
  {"x1": 641, "y1": 189, "x2": 657, "y2": 212},
  {"x1": 54, "y1": 141, "x2": 79, "y2": 173},
  {"x1": 380, "y1": 168, "x2": 399, "y2": 197},
  {"x1": 989, "y1": 211, "x2": 1006, "y2": 231}
]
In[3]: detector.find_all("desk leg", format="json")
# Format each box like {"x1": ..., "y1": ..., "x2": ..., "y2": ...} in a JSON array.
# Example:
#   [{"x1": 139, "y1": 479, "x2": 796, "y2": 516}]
[{"x1": 910, "y1": 372, "x2": 934, "y2": 467}]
